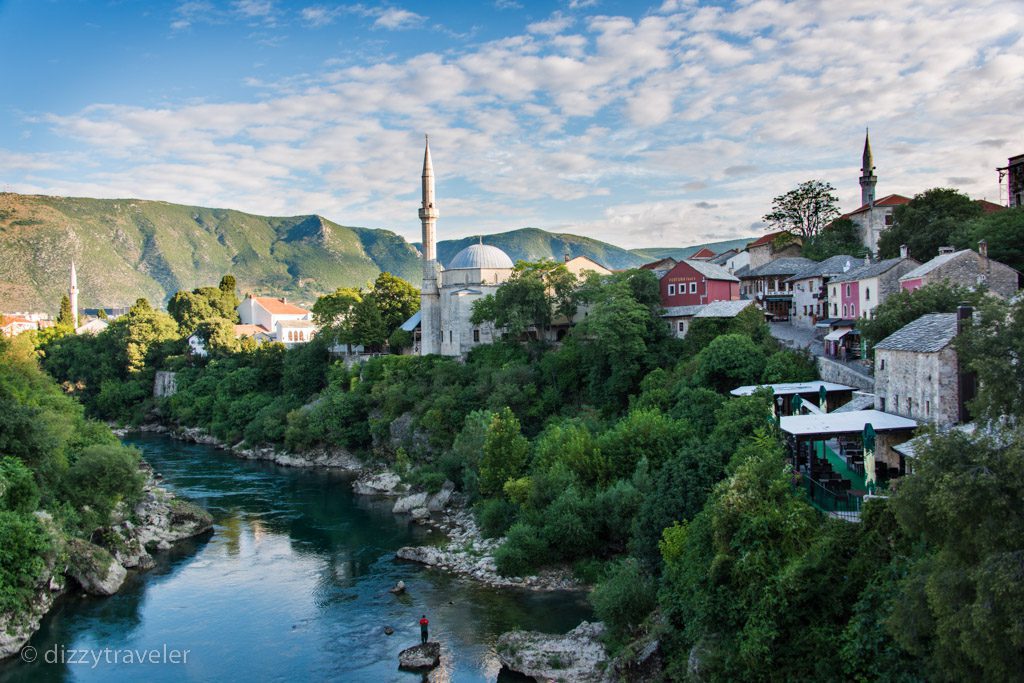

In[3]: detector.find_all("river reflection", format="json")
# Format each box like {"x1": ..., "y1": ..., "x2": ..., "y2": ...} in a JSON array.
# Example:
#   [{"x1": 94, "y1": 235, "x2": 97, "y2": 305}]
[{"x1": 0, "y1": 433, "x2": 591, "y2": 682}]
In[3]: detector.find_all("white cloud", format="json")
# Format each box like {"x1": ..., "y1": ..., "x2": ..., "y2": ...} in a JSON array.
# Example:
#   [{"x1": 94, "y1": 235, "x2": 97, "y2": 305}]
[
  {"x1": 527, "y1": 12, "x2": 574, "y2": 36},
  {"x1": 373, "y1": 7, "x2": 425, "y2": 30}
]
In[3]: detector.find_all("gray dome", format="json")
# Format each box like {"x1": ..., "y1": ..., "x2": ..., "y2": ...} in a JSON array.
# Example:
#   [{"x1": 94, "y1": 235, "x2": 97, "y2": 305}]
[{"x1": 448, "y1": 243, "x2": 514, "y2": 270}]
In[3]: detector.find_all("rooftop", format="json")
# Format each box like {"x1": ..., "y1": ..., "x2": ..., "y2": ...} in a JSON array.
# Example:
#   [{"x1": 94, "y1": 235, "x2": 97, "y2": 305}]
[
  {"x1": 780, "y1": 409, "x2": 919, "y2": 438},
  {"x1": 448, "y1": 243, "x2": 515, "y2": 270},
  {"x1": 830, "y1": 257, "x2": 915, "y2": 283},
  {"x1": 873, "y1": 313, "x2": 958, "y2": 353},
  {"x1": 746, "y1": 231, "x2": 791, "y2": 249},
  {"x1": 252, "y1": 296, "x2": 310, "y2": 316},
  {"x1": 694, "y1": 299, "x2": 754, "y2": 317},
  {"x1": 898, "y1": 249, "x2": 972, "y2": 280},
  {"x1": 730, "y1": 380, "x2": 855, "y2": 397},
  {"x1": 841, "y1": 193, "x2": 911, "y2": 218},
  {"x1": 400, "y1": 310, "x2": 422, "y2": 332},
  {"x1": 661, "y1": 304, "x2": 705, "y2": 318},
  {"x1": 743, "y1": 257, "x2": 816, "y2": 278},
  {"x1": 786, "y1": 254, "x2": 859, "y2": 282},
  {"x1": 680, "y1": 259, "x2": 740, "y2": 282}
]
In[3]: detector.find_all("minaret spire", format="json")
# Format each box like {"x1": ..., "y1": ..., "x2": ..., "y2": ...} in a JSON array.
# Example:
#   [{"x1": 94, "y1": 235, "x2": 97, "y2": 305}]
[
  {"x1": 418, "y1": 134, "x2": 441, "y2": 356},
  {"x1": 859, "y1": 127, "x2": 877, "y2": 207},
  {"x1": 419, "y1": 134, "x2": 438, "y2": 265},
  {"x1": 69, "y1": 260, "x2": 79, "y2": 329}
]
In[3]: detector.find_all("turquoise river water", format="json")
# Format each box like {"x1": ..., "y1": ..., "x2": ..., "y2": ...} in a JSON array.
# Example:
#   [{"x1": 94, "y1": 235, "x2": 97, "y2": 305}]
[{"x1": 0, "y1": 433, "x2": 591, "y2": 682}]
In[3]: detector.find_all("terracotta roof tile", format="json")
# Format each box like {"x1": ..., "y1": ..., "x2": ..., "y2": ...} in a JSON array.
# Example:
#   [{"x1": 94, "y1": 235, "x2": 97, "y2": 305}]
[{"x1": 252, "y1": 297, "x2": 310, "y2": 316}]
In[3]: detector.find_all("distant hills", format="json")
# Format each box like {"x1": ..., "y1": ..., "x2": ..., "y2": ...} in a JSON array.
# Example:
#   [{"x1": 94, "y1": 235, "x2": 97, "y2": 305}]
[{"x1": 0, "y1": 193, "x2": 757, "y2": 313}]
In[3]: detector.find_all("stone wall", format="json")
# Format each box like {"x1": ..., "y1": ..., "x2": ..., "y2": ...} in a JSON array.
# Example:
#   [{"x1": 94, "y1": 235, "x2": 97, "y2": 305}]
[
  {"x1": 153, "y1": 370, "x2": 177, "y2": 398},
  {"x1": 922, "y1": 252, "x2": 1019, "y2": 300},
  {"x1": 816, "y1": 356, "x2": 873, "y2": 391},
  {"x1": 873, "y1": 347, "x2": 959, "y2": 427}
]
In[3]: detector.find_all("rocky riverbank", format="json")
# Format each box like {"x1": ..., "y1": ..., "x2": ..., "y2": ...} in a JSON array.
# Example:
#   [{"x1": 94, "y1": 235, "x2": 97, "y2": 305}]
[
  {"x1": 497, "y1": 621, "x2": 609, "y2": 682},
  {"x1": 0, "y1": 465, "x2": 213, "y2": 660},
  {"x1": 121, "y1": 423, "x2": 582, "y2": 591}
]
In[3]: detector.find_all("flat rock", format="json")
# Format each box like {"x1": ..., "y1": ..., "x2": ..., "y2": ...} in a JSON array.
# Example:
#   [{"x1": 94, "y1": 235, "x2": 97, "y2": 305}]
[
  {"x1": 426, "y1": 481, "x2": 456, "y2": 512},
  {"x1": 497, "y1": 621, "x2": 608, "y2": 683},
  {"x1": 398, "y1": 641, "x2": 441, "y2": 671},
  {"x1": 396, "y1": 546, "x2": 446, "y2": 566},
  {"x1": 354, "y1": 471, "x2": 402, "y2": 496},
  {"x1": 393, "y1": 492, "x2": 428, "y2": 514}
]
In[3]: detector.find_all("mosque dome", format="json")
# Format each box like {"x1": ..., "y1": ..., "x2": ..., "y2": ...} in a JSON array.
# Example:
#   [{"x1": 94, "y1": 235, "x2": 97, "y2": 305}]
[{"x1": 447, "y1": 243, "x2": 514, "y2": 270}]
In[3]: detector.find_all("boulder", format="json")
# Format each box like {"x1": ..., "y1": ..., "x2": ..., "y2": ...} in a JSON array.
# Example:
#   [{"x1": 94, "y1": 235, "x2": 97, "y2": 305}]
[
  {"x1": 389, "y1": 580, "x2": 406, "y2": 594},
  {"x1": 392, "y1": 492, "x2": 428, "y2": 514},
  {"x1": 398, "y1": 642, "x2": 441, "y2": 671},
  {"x1": 66, "y1": 539, "x2": 127, "y2": 596},
  {"x1": 396, "y1": 546, "x2": 446, "y2": 567},
  {"x1": 384, "y1": 626, "x2": 395, "y2": 636},
  {"x1": 426, "y1": 480, "x2": 456, "y2": 512},
  {"x1": 497, "y1": 621, "x2": 608, "y2": 683},
  {"x1": 410, "y1": 507, "x2": 430, "y2": 521},
  {"x1": 354, "y1": 471, "x2": 402, "y2": 496}
]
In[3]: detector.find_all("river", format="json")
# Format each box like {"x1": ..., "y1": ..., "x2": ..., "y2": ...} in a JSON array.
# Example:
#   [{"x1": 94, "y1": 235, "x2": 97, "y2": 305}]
[{"x1": 0, "y1": 433, "x2": 592, "y2": 682}]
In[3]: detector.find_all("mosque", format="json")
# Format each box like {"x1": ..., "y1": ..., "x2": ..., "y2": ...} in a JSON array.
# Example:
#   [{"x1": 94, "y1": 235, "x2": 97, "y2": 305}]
[{"x1": 414, "y1": 136, "x2": 516, "y2": 357}]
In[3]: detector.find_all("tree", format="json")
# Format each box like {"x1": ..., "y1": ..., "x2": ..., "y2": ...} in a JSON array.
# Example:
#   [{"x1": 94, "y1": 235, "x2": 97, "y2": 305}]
[
  {"x1": 312, "y1": 287, "x2": 362, "y2": 350},
  {"x1": 56, "y1": 294, "x2": 74, "y2": 329},
  {"x1": 953, "y1": 207, "x2": 1024, "y2": 274},
  {"x1": 105, "y1": 298, "x2": 179, "y2": 374},
  {"x1": 96, "y1": 308, "x2": 108, "y2": 320},
  {"x1": 801, "y1": 217, "x2": 869, "y2": 260},
  {"x1": 218, "y1": 274, "x2": 239, "y2": 312},
  {"x1": 956, "y1": 295, "x2": 1024, "y2": 422},
  {"x1": 167, "y1": 279, "x2": 239, "y2": 335},
  {"x1": 762, "y1": 180, "x2": 840, "y2": 239},
  {"x1": 878, "y1": 188, "x2": 983, "y2": 261},
  {"x1": 350, "y1": 293, "x2": 387, "y2": 349},
  {"x1": 689, "y1": 333, "x2": 767, "y2": 392},
  {"x1": 369, "y1": 272, "x2": 420, "y2": 335},
  {"x1": 471, "y1": 260, "x2": 579, "y2": 339},
  {"x1": 479, "y1": 407, "x2": 530, "y2": 496}
]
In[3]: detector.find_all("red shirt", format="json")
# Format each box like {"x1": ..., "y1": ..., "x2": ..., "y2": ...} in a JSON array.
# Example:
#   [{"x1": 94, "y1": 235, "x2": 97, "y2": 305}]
[{"x1": 419, "y1": 618, "x2": 429, "y2": 626}]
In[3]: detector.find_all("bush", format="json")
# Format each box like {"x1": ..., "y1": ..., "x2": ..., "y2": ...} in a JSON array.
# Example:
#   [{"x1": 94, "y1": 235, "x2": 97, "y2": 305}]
[
  {"x1": 65, "y1": 444, "x2": 144, "y2": 531},
  {"x1": 476, "y1": 498, "x2": 518, "y2": 539},
  {"x1": 590, "y1": 558, "x2": 657, "y2": 645},
  {"x1": 494, "y1": 522, "x2": 548, "y2": 576},
  {"x1": 0, "y1": 456, "x2": 40, "y2": 514},
  {"x1": 0, "y1": 510, "x2": 51, "y2": 616}
]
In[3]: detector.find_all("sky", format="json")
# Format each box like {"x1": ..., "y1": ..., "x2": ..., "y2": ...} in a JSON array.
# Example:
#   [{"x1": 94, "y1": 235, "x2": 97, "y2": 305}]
[{"x1": 1, "y1": 0, "x2": 1022, "y2": 249}]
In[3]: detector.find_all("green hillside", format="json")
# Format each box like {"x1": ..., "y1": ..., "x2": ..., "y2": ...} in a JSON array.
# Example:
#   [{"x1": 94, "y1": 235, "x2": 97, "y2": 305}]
[
  {"x1": 0, "y1": 193, "x2": 421, "y2": 312},
  {"x1": 631, "y1": 237, "x2": 755, "y2": 262},
  {"x1": 434, "y1": 227, "x2": 648, "y2": 270}
]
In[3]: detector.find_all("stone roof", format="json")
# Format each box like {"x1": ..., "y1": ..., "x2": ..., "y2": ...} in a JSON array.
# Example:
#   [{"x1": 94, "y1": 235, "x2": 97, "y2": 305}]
[
  {"x1": 840, "y1": 194, "x2": 911, "y2": 218},
  {"x1": 873, "y1": 313, "x2": 958, "y2": 353},
  {"x1": 829, "y1": 257, "x2": 914, "y2": 283},
  {"x1": 733, "y1": 264, "x2": 750, "y2": 278},
  {"x1": 448, "y1": 243, "x2": 515, "y2": 270},
  {"x1": 682, "y1": 259, "x2": 740, "y2": 282},
  {"x1": 710, "y1": 249, "x2": 737, "y2": 265},
  {"x1": 661, "y1": 304, "x2": 705, "y2": 318},
  {"x1": 899, "y1": 249, "x2": 972, "y2": 280},
  {"x1": 694, "y1": 299, "x2": 754, "y2": 318},
  {"x1": 786, "y1": 254, "x2": 859, "y2": 283},
  {"x1": 742, "y1": 257, "x2": 816, "y2": 278}
]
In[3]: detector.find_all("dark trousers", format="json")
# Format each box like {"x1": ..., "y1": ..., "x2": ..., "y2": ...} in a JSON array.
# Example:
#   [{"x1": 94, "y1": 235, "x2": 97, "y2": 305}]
[{"x1": 421, "y1": 626, "x2": 428, "y2": 643}]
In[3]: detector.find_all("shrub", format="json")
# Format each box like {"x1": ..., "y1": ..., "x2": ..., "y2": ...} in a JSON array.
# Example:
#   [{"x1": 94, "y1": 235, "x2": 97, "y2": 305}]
[
  {"x1": 476, "y1": 498, "x2": 518, "y2": 538},
  {"x1": 0, "y1": 456, "x2": 40, "y2": 514},
  {"x1": 0, "y1": 510, "x2": 51, "y2": 616},
  {"x1": 590, "y1": 557, "x2": 657, "y2": 645},
  {"x1": 65, "y1": 444, "x2": 144, "y2": 531},
  {"x1": 494, "y1": 522, "x2": 548, "y2": 576}
]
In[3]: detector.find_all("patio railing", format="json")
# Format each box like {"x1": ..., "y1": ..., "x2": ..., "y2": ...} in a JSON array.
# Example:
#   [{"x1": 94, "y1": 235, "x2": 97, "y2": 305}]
[{"x1": 796, "y1": 473, "x2": 862, "y2": 522}]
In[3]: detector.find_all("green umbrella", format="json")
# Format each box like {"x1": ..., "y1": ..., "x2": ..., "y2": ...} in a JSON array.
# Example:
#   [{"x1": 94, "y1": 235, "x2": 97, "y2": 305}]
[
  {"x1": 791, "y1": 394, "x2": 803, "y2": 413},
  {"x1": 863, "y1": 423, "x2": 877, "y2": 494},
  {"x1": 819, "y1": 384, "x2": 827, "y2": 412}
]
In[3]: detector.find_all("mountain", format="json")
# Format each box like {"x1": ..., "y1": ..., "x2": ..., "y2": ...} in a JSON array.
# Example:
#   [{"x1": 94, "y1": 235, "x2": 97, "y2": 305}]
[
  {"x1": 0, "y1": 192, "x2": 760, "y2": 314},
  {"x1": 433, "y1": 227, "x2": 648, "y2": 271},
  {"x1": 630, "y1": 237, "x2": 756, "y2": 262},
  {"x1": 0, "y1": 193, "x2": 421, "y2": 312}
]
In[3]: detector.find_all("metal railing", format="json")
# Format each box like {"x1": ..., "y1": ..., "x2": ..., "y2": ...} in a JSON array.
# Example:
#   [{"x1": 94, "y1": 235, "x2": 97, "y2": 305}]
[{"x1": 796, "y1": 474, "x2": 862, "y2": 522}]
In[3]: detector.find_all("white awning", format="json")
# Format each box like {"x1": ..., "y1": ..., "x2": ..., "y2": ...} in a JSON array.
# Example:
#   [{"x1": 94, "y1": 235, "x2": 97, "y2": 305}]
[
  {"x1": 824, "y1": 329, "x2": 850, "y2": 342},
  {"x1": 780, "y1": 410, "x2": 918, "y2": 438}
]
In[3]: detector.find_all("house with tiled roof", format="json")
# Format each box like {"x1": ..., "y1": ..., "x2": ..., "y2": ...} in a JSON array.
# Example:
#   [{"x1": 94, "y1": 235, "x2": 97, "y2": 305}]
[
  {"x1": 746, "y1": 231, "x2": 803, "y2": 270},
  {"x1": 0, "y1": 315, "x2": 37, "y2": 337},
  {"x1": 785, "y1": 254, "x2": 860, "y2": 327},
  {"x1": 873, "y1": 309, "x2": 973, "y2": 428},
  {"x1": 899, "y1": 242, "x2": 1019, "y2": 299},
  {"x1": 659, "y1": 259, "x2": 740, "y2": 309},
  {"x1": 690, "y1": 247, "x2": 716, "y2": 260},
  {"x1": 662, "y1": 299, "x2": 757, "y2": 339},
  {"x1": 639, "y1": 257, "x2": 677, "y2": 280},
  {"x1": 738, "y1": 257, "x2": 816, "y2": 320},
  {"x1": 237, "y1": 295, "x2": 317, "y2": 346},
  {"x1": 826, "y1": 250, "x2": 920, "y2": 320}
]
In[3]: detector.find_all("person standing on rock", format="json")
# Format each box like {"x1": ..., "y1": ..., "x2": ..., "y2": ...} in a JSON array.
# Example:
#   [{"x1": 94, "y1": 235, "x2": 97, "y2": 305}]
[{"x1": 419, "y1": 615, "x2": 429, "y2": 644}]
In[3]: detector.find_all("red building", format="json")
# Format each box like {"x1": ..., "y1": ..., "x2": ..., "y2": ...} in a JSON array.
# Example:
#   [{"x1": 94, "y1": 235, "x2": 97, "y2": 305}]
[{"x1": 660, "y1": 259, "x2": 740, "y2": 307}]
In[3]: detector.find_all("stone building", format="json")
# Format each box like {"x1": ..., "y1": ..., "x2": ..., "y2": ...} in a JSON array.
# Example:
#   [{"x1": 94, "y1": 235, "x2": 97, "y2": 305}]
[
  {"x1": 414, "y1": 137, "x2": 514, "y2": 357},
  {"x1": 998, "y1": 152, "x2": 1024, "y2": 208},
  {"x1": 899, "y1": 243, "x2": 1019, "y2": 299},
  {"x1": 873, "y1": 312, "x2": 968, "y2": 428},
  {"x1": 237, "y1": 295, "x2": 316, "y2": 346},
  {"x1": 785, "y1": 254, "x2": 858, "y2": 327},
  {"x1": 839, "y1": 131, "x2": 911, "y2": 255},
  {"x1": 745, "y1": 231, "x2": 803, "y2": 270},
  {"x1": 739, "y1": 256, "x2": 815, "y2": 320},
  {"x1": 662, "y1": 299, "x2": 756, "y2": 339}
]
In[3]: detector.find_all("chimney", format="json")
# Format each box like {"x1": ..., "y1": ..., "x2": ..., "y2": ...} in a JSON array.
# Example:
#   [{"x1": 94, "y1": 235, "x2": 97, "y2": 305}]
[
  {"x1": 978, "y1": 239, "x2": 988, "y2": 259},
  {"x1": 864, "y1": 255, "x2": 871, "y2": 266},
  {"x1": 899, "y1": 244, "x2": 908, "y2": 259},
  {"x1": 956, "y1": 303, "x2": 976, "y2": 424},
  {"x1": 939, "y1": 246, "x2": 955, "y2": 255}
]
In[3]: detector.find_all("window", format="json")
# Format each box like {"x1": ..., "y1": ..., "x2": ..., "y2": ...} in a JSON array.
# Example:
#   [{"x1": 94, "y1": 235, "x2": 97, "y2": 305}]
[
  {"x1": 678, "y1": 321, "x2": 685, "y2": 332},
  {"x1": 845, "y1": 284, "x2": 851, "y2": 297},
  {"x1": 865, "y1": 287, "x2": 870, "y2": 301},
  {"x1": 667, "y1": 284, "x2": 676, "y2": 295},
  {"x1": 843, "y1": 304, "x2": 848, "y2": 317},
  {"x1": 880, "y1": 397, "x2": 886, "y2": 411},
  {"x1": 925, "y1": 400, "x2": 930, "y2": 416},
  {"x1": 885, "y1": 214, "x2": 894, "y2": 226},
  {"x1": 473, "y1": 329, "x2": 480, "y2": 343},
  {"x1": 906, "y1": 397, "x2": 912, "y2": 413},
  {"x1": 689, "y1": 282, "x2": 697, "y2": 294},
  {"x1": 449, "y1": 330, "x2": 452, "y2": 343},
  {"x1": 880, "y1": 358, "x2": 885, "y2": 370}
]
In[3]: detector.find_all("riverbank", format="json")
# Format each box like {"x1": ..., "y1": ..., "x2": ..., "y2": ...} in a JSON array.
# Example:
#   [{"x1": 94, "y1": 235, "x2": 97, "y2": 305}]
[
  {"x1": 0, "y1": 465, "x2": 213, "y2": 661},
  {"x1": 121, "y1": 422, "x2": 583, "y2": 592}
]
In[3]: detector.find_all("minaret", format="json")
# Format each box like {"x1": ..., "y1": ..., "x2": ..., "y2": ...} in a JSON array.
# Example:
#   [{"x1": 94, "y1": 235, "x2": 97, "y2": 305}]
[
  {"x1": 418, "y1": 135, "x2": 442, "y2": 355},
  {"x1": 69, "y1": 260, "x2": 79, "y2": 329},
  {"x1": 859, "y1": 128, "x2": 877, "y2": 207}
]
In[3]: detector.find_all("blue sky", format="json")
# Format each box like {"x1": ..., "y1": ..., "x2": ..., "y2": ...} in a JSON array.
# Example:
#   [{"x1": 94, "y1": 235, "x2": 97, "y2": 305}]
[{"x1": 1, "y1": 0, "x2": 1022, "y2": 248}]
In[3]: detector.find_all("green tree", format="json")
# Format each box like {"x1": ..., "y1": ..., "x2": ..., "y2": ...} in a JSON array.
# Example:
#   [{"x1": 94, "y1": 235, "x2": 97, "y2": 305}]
[
  {"x1": 479, "y1": 407, "x2": 530, "y2": 496},
  {"x1": 762, "y1": 180, "x2": 840, "y2": 239},
  {"x1": 471, "y1": 260, "x2": 578, "y2": 339},
  {"x1": 369, "y1": 272, "x2": 420, "y2": 335},
  {"x1": 591, "y1": 557, "x2": 657, "y2": 647},
  {"x1": 56, "y1": 294, "x2": 74, "y2": 329},
  {"x1": 761, "y1": 348, "x2": 818, "y2": 384},
  {"x1": 96, "y1": 308, "x2": 108, "y2": 320},
  {"x1": 956, "y1": 295, "x2": 1024, "y2": 422},
  {"x1": 878, "y1": 188, "x2": 983, "y2": 261},
  {"x1": 351, "y1": 293, "x2": 387, "y2": 349},
  {"x1": 105, "y1": 298, "x2": 179, "y2": 374},
  {"x1": 689, "y1": 333, "x2": 767, "y2": 392},
  {"x1": 312, "y1": 286, "x2": 362, "y2": 350},
  {"x1": 953, "y1": 206, "x2": 1024, "y2": 274},
  {"x1": 802, "y1": 217, "x2": 869, "y2": 260}
]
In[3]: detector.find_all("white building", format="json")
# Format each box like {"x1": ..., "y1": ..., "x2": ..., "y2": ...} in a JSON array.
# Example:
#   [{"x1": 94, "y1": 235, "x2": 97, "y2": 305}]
[
  {"x1": 416, "y1": 137, "x2": 515, "y2": 357},
  {"x1": 75, "y1": 318, "x2": 109, "y2": 335},
  {"x1": 237, "y1": 295, "x2": 316, "y2": 346},
  {"x1": 785, "y1": 254, "x2": 858, "y2": 327}
]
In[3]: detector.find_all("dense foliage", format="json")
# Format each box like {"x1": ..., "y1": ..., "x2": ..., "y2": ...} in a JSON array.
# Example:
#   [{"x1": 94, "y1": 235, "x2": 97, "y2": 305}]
[
  {"x1": 801, "y1": 217, "x2": 869, "y2": 260},
  {"x1": 858, "y1": 282, "x2": 990, "y2": 354},
  {"x1": 878, "y1": 188, "x2": 983, "y2": 261}
]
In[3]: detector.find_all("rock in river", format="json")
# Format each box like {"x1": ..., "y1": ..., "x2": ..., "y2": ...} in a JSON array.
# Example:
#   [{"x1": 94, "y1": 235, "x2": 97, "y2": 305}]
[
  {"x1": 65, "y1": 538, "x2": 127, "y2": 596},
  {"x1": 398, "y1": 642, "x2": 441, "y2": 671},
  {"x1": 497, "y1": 621, "x2": 608, "y2": 683}
]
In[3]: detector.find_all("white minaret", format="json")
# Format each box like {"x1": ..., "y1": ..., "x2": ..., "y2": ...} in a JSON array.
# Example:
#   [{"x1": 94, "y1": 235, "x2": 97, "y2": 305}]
[
  {"x1": 418, "y1": 135, "x2": 442, "y2": 355},
  {"x1": 69, "y1": 260, "x2": 79, "y2": 329},
  {"x1": 859, "y1": 128, "x2": 877, "y2": 208}
]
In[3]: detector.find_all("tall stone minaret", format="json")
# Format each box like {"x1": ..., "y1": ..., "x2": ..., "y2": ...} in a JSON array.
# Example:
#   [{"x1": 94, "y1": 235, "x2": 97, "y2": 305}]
[
  {"x1": 859, "y1": 128, "x2": 877, "y2": 207},
  {"x1": 418, "y1": 135, "x2": 441, "y2": 355},
  {"x1": 69, "y1": 260, "x2": 79, "y2": 328}
]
